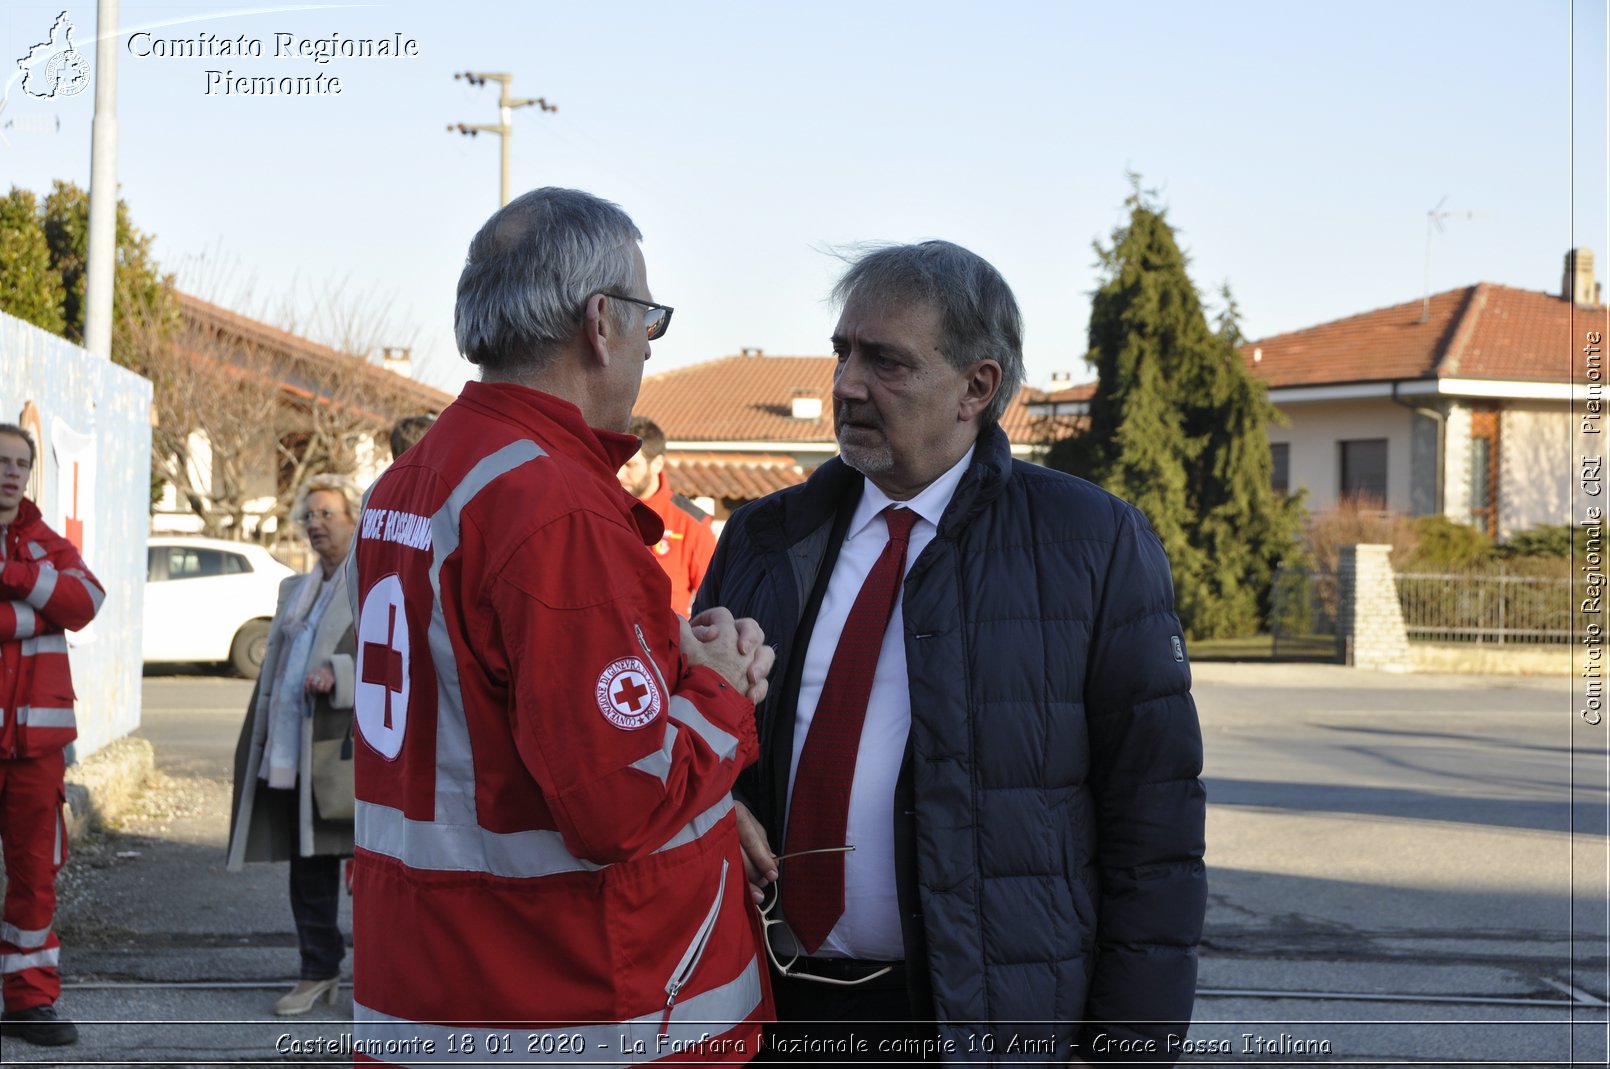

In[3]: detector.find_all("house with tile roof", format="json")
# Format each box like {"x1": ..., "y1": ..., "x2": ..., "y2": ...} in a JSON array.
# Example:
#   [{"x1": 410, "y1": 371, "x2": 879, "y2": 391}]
[
  {"x1": 1031, "y1": 251, "x2": 1601, "y2": 540},
  {"x1": 631, "y1": 352, "x2": 1077, "y2": 521},
  {"x1": 153, "y1": 292, "x2": 454, "y2": 538}
]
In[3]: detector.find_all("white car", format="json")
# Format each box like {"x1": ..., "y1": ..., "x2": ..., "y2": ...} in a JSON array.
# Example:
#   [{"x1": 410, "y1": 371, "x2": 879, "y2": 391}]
[{"x1": 144, "y1": 536, "x2": 296, "y2": 678}]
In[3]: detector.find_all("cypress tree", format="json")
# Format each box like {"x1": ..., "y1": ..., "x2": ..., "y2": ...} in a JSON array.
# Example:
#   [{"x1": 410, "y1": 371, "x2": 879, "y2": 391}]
[{"x1": 1049, "y1": 180, "x2": 1300, "y2": 638}]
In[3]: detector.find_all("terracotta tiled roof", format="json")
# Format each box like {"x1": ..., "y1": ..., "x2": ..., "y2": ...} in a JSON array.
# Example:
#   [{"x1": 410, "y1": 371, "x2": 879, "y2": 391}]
[
  {"x1": 1240, "y1": 284, "x2": 1590, "y2": 388},
  {"x1": 176, "y1": 291, "x2": 456, "y2": 412},
  {"x1": 635, "y1": 354, "x2": 1066, "y2": 446},
  {"x1": 1444, "y1": 284, "x2": 1580, "y2": 381},
  {"x1": 1034, "y1": 382, "x2": 1097, "y2": 405},
  {"x1": 664, "y1": 453, "x2": 807, "y2": 501},
  {"x1": 636, "y1": 355, "x2": 835, "y2": 442}
]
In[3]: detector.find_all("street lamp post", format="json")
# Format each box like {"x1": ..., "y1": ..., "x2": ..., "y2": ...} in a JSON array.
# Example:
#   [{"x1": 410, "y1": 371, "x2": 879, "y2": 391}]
[{"x1": 449, "y1": 71, "x2": 556, "y2": 207}]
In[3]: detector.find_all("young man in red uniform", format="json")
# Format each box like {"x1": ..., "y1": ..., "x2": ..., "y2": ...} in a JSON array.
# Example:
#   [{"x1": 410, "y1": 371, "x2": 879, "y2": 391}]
[
  {"x1": 619, "y1": 416, "x2": 717, "y2": 617},
  {"x1": 0, "y1": 424, "x2": 104, "y2": 1047},
  {"x1": 348, "y1": 188, "x2": 775, "y2": 1065}
]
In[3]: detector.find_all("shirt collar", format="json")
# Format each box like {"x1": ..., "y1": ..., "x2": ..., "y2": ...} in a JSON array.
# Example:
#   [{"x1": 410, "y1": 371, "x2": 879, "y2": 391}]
[{"x1": 847, "y1": 444, "x2": 976, "y2": 542}]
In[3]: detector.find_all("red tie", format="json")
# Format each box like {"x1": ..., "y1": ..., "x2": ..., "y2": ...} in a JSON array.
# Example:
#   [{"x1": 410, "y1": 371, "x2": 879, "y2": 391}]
[{"x1": 783, "y1": 505, "x2": 920, "y2": 954}]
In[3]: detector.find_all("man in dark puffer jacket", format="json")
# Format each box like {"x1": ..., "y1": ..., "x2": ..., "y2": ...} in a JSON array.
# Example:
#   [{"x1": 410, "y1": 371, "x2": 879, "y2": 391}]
[{"x1": 694, "y1": 241, "x2": 1206, "y2": 1066}]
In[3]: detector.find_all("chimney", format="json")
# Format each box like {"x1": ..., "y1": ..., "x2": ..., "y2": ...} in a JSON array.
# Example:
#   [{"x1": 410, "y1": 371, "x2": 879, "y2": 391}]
[
  {"x1": 740, "y1": 346, "x2": 764, "y2": 357},
  {"x1": 382, "y1": 346, "x2": 413, "y2": 379},
  {"x1": 1564, "y1": 248, "x2": 1602, "y2": 306}
]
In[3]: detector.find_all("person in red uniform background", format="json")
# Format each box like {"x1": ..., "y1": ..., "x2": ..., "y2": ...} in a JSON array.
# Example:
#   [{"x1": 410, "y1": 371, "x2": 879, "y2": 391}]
[
  {"x1": 347, "y1": 188, "x2": 776, "y2": 1065},
  {"x1": 0, "y1": 423, "x2": 104, "y2": 1048},
  {"x1": 619, "y1": 416, "x2": 717, "y2": 617}
]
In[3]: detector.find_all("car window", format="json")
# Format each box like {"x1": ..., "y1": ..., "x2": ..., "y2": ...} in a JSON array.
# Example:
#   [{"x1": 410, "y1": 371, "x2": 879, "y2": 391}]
[
  {"x1": 221, "y1": 552, "x2": 252, "y2": 575},
  {"x1": 147, "y1": 547, "x2": 163, "y2": 582},
  {"x1": 165, "y1": 547, "x2": 228, "y2": 580}
]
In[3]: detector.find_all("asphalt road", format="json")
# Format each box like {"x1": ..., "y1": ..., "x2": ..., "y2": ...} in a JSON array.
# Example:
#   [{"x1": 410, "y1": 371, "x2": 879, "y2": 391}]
[{"x1": 1, "y1": 662, "x2": 1603, "y2": 1066}]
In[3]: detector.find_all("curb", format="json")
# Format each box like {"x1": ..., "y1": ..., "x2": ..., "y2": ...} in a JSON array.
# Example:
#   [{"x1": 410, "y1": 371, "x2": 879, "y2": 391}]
[{"x1": 63, "y1": 736, "x2": 155, "y2": 838}]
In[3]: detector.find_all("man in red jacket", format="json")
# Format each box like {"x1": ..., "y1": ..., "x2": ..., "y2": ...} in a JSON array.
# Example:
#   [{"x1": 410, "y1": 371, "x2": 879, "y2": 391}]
[
  {"x1": 619, "y1": 416, "x2": 717, "y2": 616},
  {"x1": 348, "y1": 188, "x2": 775, "y2": 1065},
  {"x1": 0, "y1": 424, "x2": 104, "y2": 1047}
]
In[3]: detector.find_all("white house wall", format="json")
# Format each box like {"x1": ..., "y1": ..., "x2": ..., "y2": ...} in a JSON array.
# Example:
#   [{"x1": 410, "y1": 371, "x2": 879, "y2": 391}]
[
  {"x1": 1499, "y1": 402, "x2": 1573, "y2": 537},
  {"x1": 1266, "y1": 398, "x2": 1415, "y2": 513}
]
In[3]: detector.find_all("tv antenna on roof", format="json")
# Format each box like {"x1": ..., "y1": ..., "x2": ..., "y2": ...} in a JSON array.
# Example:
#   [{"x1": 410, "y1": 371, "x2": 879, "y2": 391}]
[{"x1": 1421, "y1": 195, "x2": 1477, "y2": 323}]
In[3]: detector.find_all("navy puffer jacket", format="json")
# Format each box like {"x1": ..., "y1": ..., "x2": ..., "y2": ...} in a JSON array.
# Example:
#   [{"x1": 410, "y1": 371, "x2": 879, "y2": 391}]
[{"x1": 695, "y1": 425, "x2": 1206, "y2": 1064}]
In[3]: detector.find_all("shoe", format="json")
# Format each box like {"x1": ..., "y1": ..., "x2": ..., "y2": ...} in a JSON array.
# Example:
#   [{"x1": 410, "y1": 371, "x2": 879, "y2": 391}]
[
  {"x1": 274, "y1": 977, "x2": 341, "y2": 1016},
  {"x1": 1, "y1": 1004, "x2": 79, "y2": 1046}
]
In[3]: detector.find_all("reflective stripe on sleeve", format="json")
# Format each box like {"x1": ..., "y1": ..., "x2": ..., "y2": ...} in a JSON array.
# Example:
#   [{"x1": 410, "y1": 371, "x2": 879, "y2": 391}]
[
  {"x1": 356, "y1": 794, "x2": 734, "y2": 877},
  {"x1": 351, "y1": 952, "x2": 762, "y2": 1066},
  {"x1": 18, "y1": 707, "x2": 75, "y2": 728},
  {"x1": 0, "y1": 921, "x2": 51, "y2": 949},
  {"x1": 1, "y1": 946, "x2": 60, "y2": 974},
  {"x1": 34, "y1": 632, "x2": 68, "y2": 654},
  {"x1": 70, "y1": 571, "x2": 105, "y2": 613},
  {"x1": 629, "y1": 723, "x2": 678, "y2": 784},
  {"x1": 25, "y1": 564, "x2": 57, "y2": 609},
  {"x1": 10, "y1": 603, "x2": 36, "y2": 639},
  {"x1": 26, "y1": 541, "x2": 46, "y2": 560},
  {"x1": 667, "y1": 696, "x2": 740, "y2": 762}
]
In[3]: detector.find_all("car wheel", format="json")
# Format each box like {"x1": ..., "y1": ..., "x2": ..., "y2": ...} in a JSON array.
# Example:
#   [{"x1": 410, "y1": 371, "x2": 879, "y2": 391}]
[{"x1": 230, "y1": 620, "x2": 272, "y2": 679}]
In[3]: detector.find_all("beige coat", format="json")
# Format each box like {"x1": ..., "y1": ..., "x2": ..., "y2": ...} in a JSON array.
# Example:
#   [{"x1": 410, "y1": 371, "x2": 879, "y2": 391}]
[{"x1": 226, "y1": 568, "x2": 356, "y2": 868}]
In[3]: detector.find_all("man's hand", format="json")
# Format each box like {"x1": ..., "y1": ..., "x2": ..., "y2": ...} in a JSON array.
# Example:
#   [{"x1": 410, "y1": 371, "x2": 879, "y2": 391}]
[
  {"x1": 683, "y1": 608, "x2": 774, "y2": 703},
  {"x1": 304, "y1": 665, "x2": 335, "y2": 694},
  {"x1": 733, "y1": 799, "x2": 776, "y2": 905}
]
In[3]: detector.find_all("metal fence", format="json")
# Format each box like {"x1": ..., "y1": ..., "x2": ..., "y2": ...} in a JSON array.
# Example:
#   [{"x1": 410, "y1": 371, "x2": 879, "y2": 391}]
[
  {"x1": 1395, "y1": 571, "x2": 1572, "y2": 645},
  {"x1": 1268, "y1": 562, "x2": 1338, "y2": 660}
]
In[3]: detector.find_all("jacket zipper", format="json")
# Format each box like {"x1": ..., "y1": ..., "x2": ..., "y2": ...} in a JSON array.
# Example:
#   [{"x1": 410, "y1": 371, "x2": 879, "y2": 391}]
[
  {"x1": 633, "y1": 624, "x2": 670, "y2": 695},
  {"x1": 659, "y1": 858, "x2": 728, "y2": 1038}
]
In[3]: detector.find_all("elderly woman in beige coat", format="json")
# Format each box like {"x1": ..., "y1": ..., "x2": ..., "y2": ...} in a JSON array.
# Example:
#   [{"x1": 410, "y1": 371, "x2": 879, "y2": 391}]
[{"x1": 226, "y1": 474, "x2": 359, "y2": 1016}]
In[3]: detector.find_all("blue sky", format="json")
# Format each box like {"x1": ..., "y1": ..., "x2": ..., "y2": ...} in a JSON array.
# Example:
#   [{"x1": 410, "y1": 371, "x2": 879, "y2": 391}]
[{"x1": 2, "y1": 1, "x2": 1603, "y2": 395}]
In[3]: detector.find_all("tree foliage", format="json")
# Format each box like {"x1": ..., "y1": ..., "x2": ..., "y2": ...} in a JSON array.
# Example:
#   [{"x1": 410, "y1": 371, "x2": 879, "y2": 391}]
[
  {"x1": 1047, "y1": 179, "x2": 1303, "y2": 638},
  {"x1": 36, "y1": 180, "x2": 179, "y2": 363},
  {"x1": 0, "y1": 187, "x2": 66, "y2": 334}
]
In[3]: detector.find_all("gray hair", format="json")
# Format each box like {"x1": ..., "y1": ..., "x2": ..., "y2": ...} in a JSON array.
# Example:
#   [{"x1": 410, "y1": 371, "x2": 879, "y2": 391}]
[
  {"x1": 831, "y1": 240, "x2": 1025, "y2": 427},
  {"x1": 454, "y1": 187, "x2": 644, "y2": 374},
  {"x1": 292, "y1": 473, "x2": 362, "y2": 523}
]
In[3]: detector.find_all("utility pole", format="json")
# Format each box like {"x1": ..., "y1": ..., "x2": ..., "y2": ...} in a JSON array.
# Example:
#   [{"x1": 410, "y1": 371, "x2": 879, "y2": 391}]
[
  {"x1": 448, "y1": 72, "x2": 556, "y2": 207},
  {"x1": 1420, "y1": 196, "x2": 1477, "y2": 324},
  {"x1": 83, "y1": 0, "x2": 120, "y2": 359}
]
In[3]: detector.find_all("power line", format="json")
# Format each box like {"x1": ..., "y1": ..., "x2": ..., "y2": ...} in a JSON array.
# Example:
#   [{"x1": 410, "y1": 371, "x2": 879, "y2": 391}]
[{"x1": 448, "y1": 71, "x2": 557, "y2": 208}]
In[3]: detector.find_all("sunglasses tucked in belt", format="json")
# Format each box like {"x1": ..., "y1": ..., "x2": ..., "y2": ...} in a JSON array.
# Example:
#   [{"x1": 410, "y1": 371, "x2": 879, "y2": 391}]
[{"x1": 757, "y1": 845, "x2": 895, "y2": 987}]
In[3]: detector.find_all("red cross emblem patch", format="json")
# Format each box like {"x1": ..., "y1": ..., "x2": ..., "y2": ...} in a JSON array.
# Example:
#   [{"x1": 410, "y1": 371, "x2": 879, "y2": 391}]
[
  {"x1": 356, "y1": 574, "x2": 410, "y2": 760},
  {"x1": 595, "y1": 657, "x2": 662, "y2": 730}
]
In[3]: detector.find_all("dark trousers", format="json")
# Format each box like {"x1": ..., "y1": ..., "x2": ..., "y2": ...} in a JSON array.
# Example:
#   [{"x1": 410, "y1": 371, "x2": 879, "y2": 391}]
[
  {"x1": 261, "y1": 787, "x2": 346, "y2": 980},
  {"x1": 288, "y1": 853, "x2": 343, "y2": 980},
  {"x1": 761, "y1": 967, "x2": 940, "y2": 1067}
]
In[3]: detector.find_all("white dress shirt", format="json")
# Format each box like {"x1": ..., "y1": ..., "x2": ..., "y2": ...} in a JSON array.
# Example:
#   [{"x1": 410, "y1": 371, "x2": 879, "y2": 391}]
[{"x1": 783, "y1": 446, "x2": 974, "y2": 960}]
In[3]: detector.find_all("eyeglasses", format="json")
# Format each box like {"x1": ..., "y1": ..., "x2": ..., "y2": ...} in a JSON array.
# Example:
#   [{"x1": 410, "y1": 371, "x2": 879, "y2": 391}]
[
  {"x1": 756, "y1": 846, "x2": 894, "y2": 986},
  {"x1": 602, "y1": 293, "x2": 674, "y2": 341},
  {"x1": 295, "y1": 508, "x2": 342, "y2": 526}
]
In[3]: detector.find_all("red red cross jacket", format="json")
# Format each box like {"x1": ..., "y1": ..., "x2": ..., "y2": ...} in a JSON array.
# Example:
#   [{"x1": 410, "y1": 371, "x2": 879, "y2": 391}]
[
  {"x1": 0, "y1": 499, "x2": 104, "y2": 758},
  {"x1": 348, "y1": 383, "x2": 769, "y2": 1065},
  {"x1": 643, "y1": 473, "x2": 717, "y2": 617}
]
